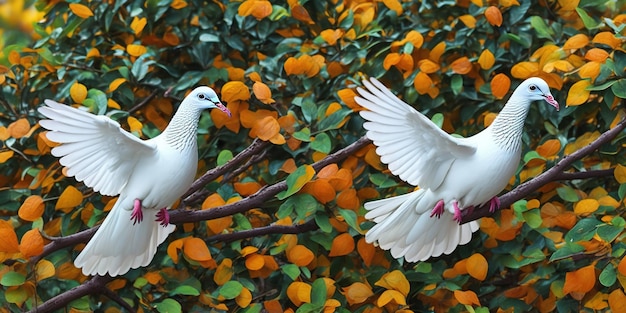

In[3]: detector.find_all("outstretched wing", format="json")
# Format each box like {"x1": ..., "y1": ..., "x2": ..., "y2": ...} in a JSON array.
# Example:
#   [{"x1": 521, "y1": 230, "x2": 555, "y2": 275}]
[
  {"x1": 356, "y1": 77, "x2": 476, "y2": 190},
  {"x1": 39, "y1": 100, "x2": 156, "y2": 196}
]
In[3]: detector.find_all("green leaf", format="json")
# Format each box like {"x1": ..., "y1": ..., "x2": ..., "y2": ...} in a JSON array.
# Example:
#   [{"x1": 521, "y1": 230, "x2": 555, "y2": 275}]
[
  {"x1": 293, "y1": 127, "x2": 312, "y2": 142},
  {"x1": 610, "y1": 78, "x2": 626, "y2": 99},
  {"x1": 217, "y1": 150, "x2": 233, "y2": 166},
  {"x1": 565, "y1": 218, "x2": 602, "y2": 242},
  {"x1": 522, "y1": 209, "x2": 542, "y2": 229},
  {"x1": 576, "y1": 7, "x2": 603, "y2": 30},
  {"x1": 369, "y1": 173, "x2": 398, "y2": 188},
  {"x1": 523, "y1": 150, "x2": 544, "y2": 164},
  {"x1": 171, "y1": 285, "x2": 201, "y2": 296},
  {"x1": 315, "y1": 213, "x2": 333, "y2": 233},
  {"x1": 596, "y1": 224, "x2": 623, "y2": 243},
  {"x1": 219, "y1": 280, "x2": 244, "y2": 299},
  {"x1": 155, "y1": 299, "x2": 182, "y2": 313},
  {"x1": 599, "y1": 263, "x2": 617, "y2": 287},
  {"x1": 281, "y1": 264, "x2": 301, "y2": 280},
  {"x1": 451, "y1": 75, "x2": 463, "y2": 95},
  {"x1": 431, "y1": 113, "x2": 444, "y2": 129},
  {"x1": 133, "y1": 277, "x2": 148, "y2": 288},
  {"x1": 276, "y1": 165, "x2": 315, "y2": 200},
  {"x1": 0, "y1": 272, "x2": 25, "y2": 287},
  {"x1": 310, "y1": 278, "x2": 327, "y2": 305},
  {"x1": 549, "y1": 242, "x2": 585, "y2": 261},
  {"x1": 556, "y1": 186, "x2": 580, "y2": 202},
  {"x1": 311, "y1": 133, "x2": 331, "y2": 153},
  {"x1": 530, "y1": 16, "x2": 554, "y2": 39},
  {"x1": 5, "y1": 286, "x2": 28, "y2": 304},
  {"x1": 338, "y1": 208, "x2": 360, "y2": 231}
]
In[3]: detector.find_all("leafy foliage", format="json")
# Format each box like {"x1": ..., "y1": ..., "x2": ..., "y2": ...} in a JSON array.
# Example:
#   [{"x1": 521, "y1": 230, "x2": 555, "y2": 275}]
[{"x1": 2, "y1": 0, "x2": 626, "y2": 312}]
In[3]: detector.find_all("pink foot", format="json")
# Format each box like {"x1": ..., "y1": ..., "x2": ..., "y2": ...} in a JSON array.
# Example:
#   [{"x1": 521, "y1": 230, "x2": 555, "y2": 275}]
[
  {"x1": 131, "y1": 199, "x2": 143, "y2": 225},
  {"x1": 453, "y1": 201, "x2": 462, "y2": 224},
  {"x1": 488, "y1": 196, "x2": 500, "y2": 213},
  {"x1": 155, "y1": 208, "x2": 170, "y2": 227},
  {"x1": 430, "y1": 200, "x2": 445, "y2": 218}
]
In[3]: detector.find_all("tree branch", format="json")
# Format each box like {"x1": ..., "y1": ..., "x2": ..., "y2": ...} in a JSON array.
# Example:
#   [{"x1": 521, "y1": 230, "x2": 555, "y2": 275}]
[
  {"x1": 27, "y1": 275, "x2": 115, "y2": 313},
  {"x1": 207, "y1": 219, "x2": 319, "y2": 243},
  {"x1": 462, "y1": 116, "x2": 626, "y2": 223}
]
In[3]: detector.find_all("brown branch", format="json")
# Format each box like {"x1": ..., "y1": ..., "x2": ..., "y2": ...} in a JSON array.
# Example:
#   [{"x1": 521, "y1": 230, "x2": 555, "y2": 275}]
[
  {"x1": 207, "y1": 219, "x2": 319, "y2": 243},
  {"x1": 128, "y1": 89, "x2": 160, "y2": 114},
  {"x1": 462, "y1": 116, "x2": 626, "y2": 223},
  {"x1": 553, "y1": 168, "x2": 615, "y2": 181},
  {"x1": 27, "y1": 275, "x2": 117, "y2": 313}
]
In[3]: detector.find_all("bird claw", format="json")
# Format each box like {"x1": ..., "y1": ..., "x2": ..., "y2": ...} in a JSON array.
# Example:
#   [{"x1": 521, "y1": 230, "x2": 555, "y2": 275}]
[
  {"x1": 131, "y1": 199, "x2": 143, "y2": 225},
  {"x1": 430, "y1": 200, "x2": 445, "y2": 218},
  {"x1": 453, "y1": 201, "x2": 462, "y2": 224},
  {"x1": 488, "y1": 196, "x2": 501, "y2": 213},
  {"x1": 155, "y1": 208, "x2": 170, "y2": 227}
]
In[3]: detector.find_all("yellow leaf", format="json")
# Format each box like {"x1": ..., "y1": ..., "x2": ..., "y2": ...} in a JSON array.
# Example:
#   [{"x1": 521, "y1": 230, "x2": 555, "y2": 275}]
[
  {"x1": 490, "y1": 73, "x2": 511, "y2": 99},
  {"x1": 484, "y1": 6, "x2": 502, "y2": 26},
  {"x1": 574, "y1": 199, "x2": 599, "y2": 215},
  {"x1": 20, "y1": 229, "x2": 44, "y2": 258},
  {"x1": 127, "y1": 44, "x2": 147, "y2": 57},
  {"x1": 214, "y1": 258, "x2": 233, "y2": 285},
  {"x1": 614, "y1": 164, "x2": 626, "y2": 184},
  {"x1": 241, "y1": 246, "x2": 259, "y2": 257},
  {"x1": 236, "y1": 287, "x2": 252, "y2": 308},
  {"x1": 130, "y1": 16, "x2": 147, "y2": 35},
  {"x1": 70, "y1": 82, "x2": 88, "y2": 103},
  {"x1": 55, "y1": 185, "x2": 83, "y2": 211},
  {"x1": 563, "y1": 34, "x2": 589, "y2": 50},
  {"x1": 0, "y1": 151, "x2": 13, "y2": 163},
  {"x1": 320, "y1": 29, "x2": 343, "y2": 45},
  {"x1": 418, "y1": 59, "x2": 440, "y2": 73},
  {"x1": 467, "y1": 253, "x2": 488, "y2": 281},
  {"x1": 454, "y1": 290, "x2": 481, "y2": 306},
  {"x1": 238, "y1": 0, "x2": 273, "y2": 20},
  {"x1": 458, "y1": 15, "x2": 476, "y2": 28},
  {"x1": 382, "y1": 0, "x2": 402, "y2": 15},
  {"x1": 383, "y1": 53, "x2": 401, "y2": 70},
  {"x1": 375, "y1": 270, "x2": 410, "y2": 296},
  {"x1": 18, "y1": 195, "x2": 45, "y2": 222},
  {"x1": 184, "y1": 237, "x2": 213, "y2": 261},
  {"x1": 107, "y1": 98, "x2": 121, "y2": 109},
  {"x1": 429, "y1": 41, "x2": 446, "y2": 62},
  {"x1": 287, "y1": 282, "x2": 312, "y2": 306},
  {"x1": 563, "y1": 264, "x2": 596, "y2": 295},
  {"x1": 170, "y1": 0, "x2": 187, "y2": 9},
  {"x1": 511, "y1": 62, "x2": 539, "y2": 79},
  {"x1": 8, "y1": 118, "x2": 30, "y2": 139},
  {"x1": 566, "y1": 80, "x2": 591, "y2": 106},
  {"x1": 377, "y1": 289, "x2": 406, "y2": 306},
  {"x1": 329, "y1": 233, "x2": 355, "y2": 257},
  {"x1": 342, "y1": 282, "x2": 373, "y2": 305},
  {"x1": 404, "y1": 30, "x2": 424, "y2": 48},
  {"x1": 287, "y1": 245, "x2": 315, "y2": 266},
  {"x1": 221, "y1": 81, "x2": 250, "y2": 103},
  {"x1": 252, "y1": 81, "x2": 274, "y2": 104},
  {"x1": 69, "y1": 3, "x2": 93, "y2": 18},
  {"x1": 35, "y1": 259, "x2": 56, "y2": 281},
  {"x1": 478, "y1": 49, "x2": 495, "y2": 70},
  {"x1": 127, "y1": 116, "x2": 143, "y2": 134},
  {"x1": 109, "y1": 78, "x2": 126, "y2": 92},
  {"x1": 579, "y1": 62, "x2": 601, "y2": 81},
  {"x1": 451, "y1": 56, "x2": 472, "y2": 74},
  {"x1": 592, "y1": 31, "x2": 621, "y2": 49}
]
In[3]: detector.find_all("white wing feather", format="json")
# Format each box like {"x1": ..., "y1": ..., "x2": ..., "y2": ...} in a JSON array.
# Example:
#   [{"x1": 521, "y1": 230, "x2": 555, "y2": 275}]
[
  {"x1": 356, "y1": 77, "x2": 476, "y2": 189},
  {"x1": 38, "y1": 100, "x2": 156, "y2": 196}
]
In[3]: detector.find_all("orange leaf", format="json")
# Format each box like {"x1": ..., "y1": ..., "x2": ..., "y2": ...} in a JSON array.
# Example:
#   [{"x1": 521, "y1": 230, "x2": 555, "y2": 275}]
[
  {"x1": 536, "y1": 139, "x2": 561, "y2": 158},
  {"x1": 579, "y1": 62, "x2": 601, "y2": 81},
  {"x1": 0, "y1": 223, "x2": 20, "y2": 254},
  {"x1": 221, "y1": 81, "x2": 251, "y2": 103},
  {"x1": 320, "y1": 29, "x2": 343, "y2": 45},
  {"x1": 337, "y1": 88, "x2": 359, "y2": 110},
  {"x1": 458, "y1": 15, "x2": 476, "y2": 28},
  {"x1": 55, "y1": 185, "x2": 83, "y2": 211},
  {"x1": 342, "y1": 282, "x2": 373, "y2": 305},
  {"x1": 429, "y1": 42, "x2": 446, "y2": 62},
  {"x1": 8, "y1": 118, "x2": 30, "y2": 139},
  {"x1": 563, "y1": 264, "x2": 596, "y2": 295},
  {"x1": 609, "y1": 289, "x2": 626, "y2": 312},
  {"x1": 563, "y1": 34, "x2": 589, "y2": 50},
  {"x1": 383, "y1": 53, "x2": 401, "y2": 70},
  {"x1": 418, "y1": 59, "x2": 440, "y2": 73},
  {"x1": 375, "y1": 270, "x2": 410, "y2": 296},
  {"x1": 357, "y1": 237, "x2": 376, "y2": 267},
  {"x1": 329, "y1": 233, "x2": 355, "y2": 256},
  {"x1": 252, "y1": 81, "x2": 274, "y2": 104},
  {"x1": 126, "y1": 44, "x2": 147, "y2": 57},
  {"x1": 614, "y1": 164, "x2": 626, "y2": 184},
  {"x1": 109, "y1": 78, "x2": 126, "y2": 92},
  {"x1": 377, "y1": 289, "x2": 406, "y2": 306},
  {"x1": 236, "y1": 287, "x2": 252, "y2": 308},
  {"x1": 478, "y1": 49, "x2": 495, "y2": 70},
  {"x1": 252, "y1": 116, "x2": 280, "y2": 141},
  {"x1": 511, "y1": 62, "x2": 539, "y2": 79},
  {"x1": 130, "y1": 16, "x2": 147, "y2": 35},
  {"x1": 287, "y1": 282, "x2": 312, "y2": 306},
  {"x1": 287, "y1": 245, "x2": 315, "y2": 266},
  {"x1": 284, "y1": 57, "x2": 301, "y2": 76},
  {"x1": 484, "y1": 6, "x2": 502, "y2": 26},
  {"x1": 490, "y1": 74, "x2": 511, "y2": 99},
  {"x1": 18, "y1": 195, "x2": 44, "y2": 222},
  {"x1": 404, "y1": 30, "x2": 424, "y2": 48},
  {"x1": 336, "y1": 188, "x2": 359, "y2": 210},
  {"x1": 20, "y1": 229, "x2": 44, "y2": 258},
  {"x1": 566, "y1": 80, "x2": 591, "y2": 106},
  {"x1": 592, "y1": 32, "x2": 621, "y2": 49},
  {"x1": 245, "y1": 253, "x2": 265, "y2": 270},
  {"x1": 70, "y1": 82, "x2": 88, "y2": 103},
  {"x1": 184, "y1": 237, "x2": 213, "y2": 261},
  {"x1": 69, "y1": 3, "x2": 93, "y2": 18},
  {"x1": 234, "y1": 181, "x2": 262, "y2": 196},
  {"x1": 466, "y1": 253, "x2": 488, "y2": 281},
  {"x1": 414, "y1": 72, "x2": 433, "y2": 95},
  {"x1": 291, "y1": 4, "x2": 314, "y2": 24},
  {"x1": 585, "y1": 48, "x2": 609, "y2": 62},
  {"x1": 238, "y1": 0, "x2": 272, "y2": 20},
  {"x1": 451, "y1": 57, "x2": 472, "y2": 74},
  {"x1": 454, "y1": 290, "x2": 481, "y2": 306},
  {"x1": 241, "y1": 246, "x2": 259, "y2": 257},
  {"x1": 574, "y1": 199, "x2": 599, "y2": 215},
  {"x1": 382, "y1": 0, "x2": 403, "y2": 15},
  {"x1": 303, "y1": 179, "x2": 336, "y2": 204},
  {"x1": 167, "y1": 239, "x2": 184, "y2": 263}
]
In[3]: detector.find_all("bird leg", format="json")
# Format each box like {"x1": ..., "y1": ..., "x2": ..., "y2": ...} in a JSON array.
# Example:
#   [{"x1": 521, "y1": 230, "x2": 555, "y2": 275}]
[
  {"x1": 155, "y1": 208, "x2": 170, "y2": 227},
  {"x1": 488, "y1": 196, "x2": 500, "y2": 213},
  {"x1": 453, "y1": 201, "x2": 463, "y2": 224},
  {"x1": 130, "y1": 199, "x2": 143, "y2": 225},
  {"x1": 429, "y1": 200, "x2": 445, "y2": 218}
]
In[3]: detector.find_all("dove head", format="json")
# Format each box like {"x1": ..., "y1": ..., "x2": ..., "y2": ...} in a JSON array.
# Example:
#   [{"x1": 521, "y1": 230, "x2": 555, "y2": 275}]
[
  {"x1": 515, "y1": 77, "x2": 559, "y2": 111},
  {"x1": 187, "y1": 86, "x2": 231, "y2": 117}
]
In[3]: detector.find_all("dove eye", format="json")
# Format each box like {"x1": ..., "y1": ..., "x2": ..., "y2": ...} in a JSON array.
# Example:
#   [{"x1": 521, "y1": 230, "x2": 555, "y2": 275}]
[
  {"x1": 198, "y1": 94, "x2": 206, "y2": 100},
  {"x1": 529, "y1": 85, "x2": 537, "y2": 91}
]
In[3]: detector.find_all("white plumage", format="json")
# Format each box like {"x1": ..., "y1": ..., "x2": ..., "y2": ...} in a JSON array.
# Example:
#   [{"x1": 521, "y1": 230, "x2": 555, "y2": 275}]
[
  {"x1": 357, "y1": 77, "x2": 558, "y2": 262},
  {"x1": 38, "y1": 87, "x2": 230, "y2": 276}
]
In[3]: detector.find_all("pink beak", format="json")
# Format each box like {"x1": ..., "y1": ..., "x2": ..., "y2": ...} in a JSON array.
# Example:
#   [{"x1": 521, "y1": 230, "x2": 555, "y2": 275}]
[
  {"x1": 216, "y1": 102, "x2": 231, "y2": 117},
  {"x1": 544, "y1": 95, "x2": 559, "y2": 111}
]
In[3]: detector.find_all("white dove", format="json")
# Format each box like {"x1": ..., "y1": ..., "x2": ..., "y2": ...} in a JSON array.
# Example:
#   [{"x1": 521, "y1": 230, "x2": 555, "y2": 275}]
[
  {"x1": 356, "y1": 77, "x2": 558, "y2": 262},
  {"x1": 38, "y1": 86, "x2": 231, "y2": 276}
]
